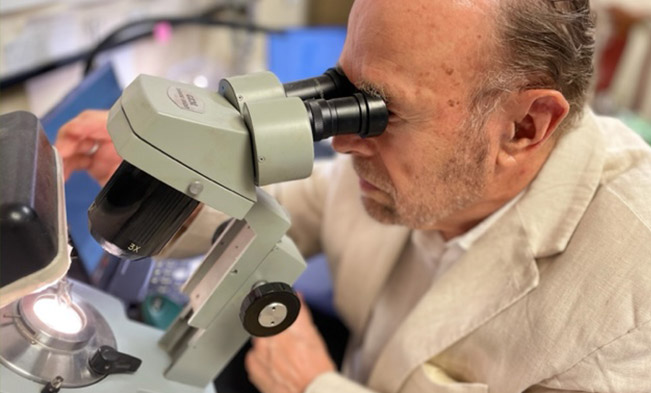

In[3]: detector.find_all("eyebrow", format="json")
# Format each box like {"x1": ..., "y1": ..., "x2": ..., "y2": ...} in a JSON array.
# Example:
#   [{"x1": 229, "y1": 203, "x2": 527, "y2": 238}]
[{"x1": 334, "y1": 62, "x2": 391, "y2": 103}]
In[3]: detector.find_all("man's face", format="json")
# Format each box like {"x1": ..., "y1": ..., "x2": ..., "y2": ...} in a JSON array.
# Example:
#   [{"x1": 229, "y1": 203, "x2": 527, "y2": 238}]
[{"x1": 334, "y1": 0, "x2": 500, "y2": 231}]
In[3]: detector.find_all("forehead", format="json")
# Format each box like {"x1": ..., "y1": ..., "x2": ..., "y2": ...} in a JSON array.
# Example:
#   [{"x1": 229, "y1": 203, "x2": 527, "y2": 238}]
[{"x1": 340, "y1": 0, "x2": 496, "y2": 98}]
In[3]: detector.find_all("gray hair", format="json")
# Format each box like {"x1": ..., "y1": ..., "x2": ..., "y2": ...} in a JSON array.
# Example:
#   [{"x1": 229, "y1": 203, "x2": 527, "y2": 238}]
[{"x1": 472, "y1": 0, "x2": 596, "y2": 131}]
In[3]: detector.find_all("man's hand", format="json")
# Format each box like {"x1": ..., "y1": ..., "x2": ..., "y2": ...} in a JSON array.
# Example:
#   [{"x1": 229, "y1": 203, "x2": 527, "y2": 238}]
[
  {"x1": 245, "y1": 297, "x2": 336, "y2": 393},
  {"x1": 54, "y1": 110, "x2": 121, "y2": 186}
]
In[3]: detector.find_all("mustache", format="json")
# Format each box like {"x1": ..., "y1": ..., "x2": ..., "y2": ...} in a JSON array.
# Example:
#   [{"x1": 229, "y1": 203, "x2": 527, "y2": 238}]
[{"x1": 352, "y1": 157, "x2": 394, "y2": 193}]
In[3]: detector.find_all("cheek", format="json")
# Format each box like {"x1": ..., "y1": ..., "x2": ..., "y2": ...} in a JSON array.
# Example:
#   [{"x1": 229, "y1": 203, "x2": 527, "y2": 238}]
[{"x1": 375, "y1": 128, "x2": 424, "y2": 192}]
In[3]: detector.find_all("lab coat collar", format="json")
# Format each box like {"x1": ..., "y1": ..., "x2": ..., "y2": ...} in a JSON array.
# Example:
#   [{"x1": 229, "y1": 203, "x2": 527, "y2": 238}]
[
  {"x1": 365, "y1": 110, "x2": 606, "y2": 392},
  {"x1": 366, "y1": 205, "x2": 539, "y2": 392},
  {"x1": 514, "y1": 109, "x2": 605, "y2": 258}
]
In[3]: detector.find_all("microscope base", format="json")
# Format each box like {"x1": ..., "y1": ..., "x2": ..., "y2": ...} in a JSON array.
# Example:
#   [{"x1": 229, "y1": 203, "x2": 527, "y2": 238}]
[{"x1": 0, "y1": 280, "x2": 215, "y2": 393}]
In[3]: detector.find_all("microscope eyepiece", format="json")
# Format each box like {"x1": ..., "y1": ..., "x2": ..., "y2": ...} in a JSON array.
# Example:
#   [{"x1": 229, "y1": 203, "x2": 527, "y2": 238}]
[
  {"x1": 283, "y1": 67, "x2": 357, "y2": 100},
  {"x1": 283, "y1": 67, "x2": 389, "y2": 141},
  {"x1": 306, "y1": 92, "x2": 389, "y2": 142}
]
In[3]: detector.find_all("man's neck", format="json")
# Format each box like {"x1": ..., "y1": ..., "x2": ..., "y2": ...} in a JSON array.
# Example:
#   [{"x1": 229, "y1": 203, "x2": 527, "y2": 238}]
[
  {"x1": 438, "y1": 200, "x2": 511, "y2": 241},
  {"x1": 438, "y1": 146, "x2": 556, "y2": 241},
  {"x1": 437, "y1": 186, "x2": 528, "y2": 241}
]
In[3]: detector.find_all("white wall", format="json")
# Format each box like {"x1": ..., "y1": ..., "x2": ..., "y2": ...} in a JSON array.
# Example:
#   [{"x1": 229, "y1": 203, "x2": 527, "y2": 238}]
[{"x1": 0, "y1": 0, "x2": 308, "y2": 116}]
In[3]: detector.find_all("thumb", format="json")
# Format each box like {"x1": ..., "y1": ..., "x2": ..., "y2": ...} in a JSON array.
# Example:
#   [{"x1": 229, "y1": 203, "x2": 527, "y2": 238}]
[{"x1": 293, "y1": 292, "x2": 315, "y2": 327}]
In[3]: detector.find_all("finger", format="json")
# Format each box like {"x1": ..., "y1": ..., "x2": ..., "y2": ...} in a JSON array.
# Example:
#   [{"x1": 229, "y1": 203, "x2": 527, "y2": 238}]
[
  {"x1": 81, "y1": 112, "x2": 110, "y2": 139},
  {"x1": 55, "y1": 135, "x2": 83, "y2": 157},
  {"x1": 70, "y1": 110, "x2": 110, "y2": 137},
  {"x1": 289, "y1": 293, "x2": 315, "y2": 329},
  {"x1": 57, "y1": 138, "x2": 99, "y2": 158},
  {"x1": 55, "y1": 111, "x2": 110, "y2": 148},
  {"x1": 87, "y1": 157, "x2": 122, "y2": 187},
  {"x1": 96, "y1": 170, "x2": 119, "y2": 188},
  {"x1": 63, "y1": 155, "x2": 93, "y2": 179},
  {"x1": 244, "y1": 349, "x2": 259, "y2": 373},
  {"x1": 77, "y1": 138, "x2": 100, "y2": 155},
  {"x1": 78, "y1": 109, "x2": 108, "y2": 120},
  {"x1": 56, "y1": 121, "x2": 108, "y2": 144},
  {"x1": 250, "y1": 336, "x2": 269, "y2": 349},
  {"x1": 245, "y1": 350, "x2": 272, "y2": 391},
  {"x1": 62, "y1": 155, "x2": 92, "y2": 180},
  {"x1": 249, "y1": 337, "x2": 276, "y2": 364},
  {"x1": 56, "y1": 133, "x2": 104, "y2": 156}
]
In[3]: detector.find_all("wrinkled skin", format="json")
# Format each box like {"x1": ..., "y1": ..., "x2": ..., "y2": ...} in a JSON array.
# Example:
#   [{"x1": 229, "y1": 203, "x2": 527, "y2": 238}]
[
  {"x1": 333, "y1": 0, "x2": 496, "y2": 234},
  {"x1": 332, "y1": 0, "x2": 569, "y2": 239}
]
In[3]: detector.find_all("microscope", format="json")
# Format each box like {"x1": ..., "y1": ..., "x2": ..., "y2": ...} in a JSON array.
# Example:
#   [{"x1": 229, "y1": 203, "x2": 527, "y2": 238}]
[{"x1": 0, "y1": 68, "x2": 387, "y2": 392}]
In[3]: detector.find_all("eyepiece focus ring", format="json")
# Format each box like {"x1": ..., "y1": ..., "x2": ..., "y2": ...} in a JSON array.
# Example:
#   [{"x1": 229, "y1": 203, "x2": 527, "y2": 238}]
[{"x1": 305, "y1": 92, "x2": 388, "y2": 141}]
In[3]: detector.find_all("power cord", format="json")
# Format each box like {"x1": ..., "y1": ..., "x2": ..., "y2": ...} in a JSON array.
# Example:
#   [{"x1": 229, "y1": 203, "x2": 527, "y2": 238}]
[{"x1": 83, "y1": 4, "x2": 284, "y2": 76}]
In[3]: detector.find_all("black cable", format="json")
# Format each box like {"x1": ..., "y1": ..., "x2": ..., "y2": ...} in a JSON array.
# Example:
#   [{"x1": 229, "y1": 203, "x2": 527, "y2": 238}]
[
  {"x1": 0, "y1": 4, "x2": 285, "y2": 89},
  {"x1": 82, "y1": 4, "x2": 233, "y2": 75},
  {"x1": 1, "y1": 53, "x2": 85, "y2": 90},
  {"x1": 83, "y1": 4, "x2": 284, "y2": 76}
]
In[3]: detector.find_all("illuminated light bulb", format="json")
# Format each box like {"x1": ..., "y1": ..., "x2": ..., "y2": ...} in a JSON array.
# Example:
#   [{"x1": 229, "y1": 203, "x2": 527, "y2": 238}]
[
  {"x1": 33, "y1": 296, "x2": 83, "y2": 334},
  {"x1": 193, "y1": 75, "x2": 208, "y2": 88}
]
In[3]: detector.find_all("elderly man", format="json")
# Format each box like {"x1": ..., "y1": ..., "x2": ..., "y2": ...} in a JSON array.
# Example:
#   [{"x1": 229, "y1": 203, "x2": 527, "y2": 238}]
[{"x1": 56, "y1": 0, "x2": 651, "y2": 392}]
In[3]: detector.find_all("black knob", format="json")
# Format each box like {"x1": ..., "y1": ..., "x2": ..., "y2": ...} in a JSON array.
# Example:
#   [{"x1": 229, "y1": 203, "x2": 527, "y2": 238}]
[
  {"x1": 40, "y1": 376, "x2": 64, "y2": 393},
  {"x1": 212, "y1": 218, "x2": 235, "y2": 244},
  {"x1": 89, "y1": 345, "x2": 142, "y2": 375},
  {"x1": 240, "y1": 282, "x2": 300, "y2": 337}
]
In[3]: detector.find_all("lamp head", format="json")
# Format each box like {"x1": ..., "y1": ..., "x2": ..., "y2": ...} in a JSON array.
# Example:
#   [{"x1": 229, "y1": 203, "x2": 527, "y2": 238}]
[{"x1": 0, "y1": 111, "x2": 71, "y2": 307}]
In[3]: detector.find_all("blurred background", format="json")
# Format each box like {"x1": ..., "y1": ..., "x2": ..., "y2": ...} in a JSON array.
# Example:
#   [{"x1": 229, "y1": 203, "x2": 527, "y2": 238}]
[
  {"x1": 1, "y1": 0, "x2": 650, "y2": 321},
  {"x1": 0, "y1": 0, "x2": 358, "y2": 338},
  {"x1": 592, "y1": 0, "x2": 651, "y2": 141},
  {"x1": 0, "y1": 0, "x2": 649, "y2": 356},
  {"x1": 1, "y1": 0, "x2": 649, "y2": 133},
  {"x1": 0, "y1": 2, "x2": 648, "y2": 390},
  {"x1": 0, "y1": 0, "x2": 353, "y2": 116}
]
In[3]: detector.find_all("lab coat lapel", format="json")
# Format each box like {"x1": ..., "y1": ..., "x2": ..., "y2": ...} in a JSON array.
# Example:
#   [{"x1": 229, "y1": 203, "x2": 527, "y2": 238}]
[
  {"x1": 367, "y1": 210, "x2": 538, "y2": 392},
  {"x1": 366, "y1": 110, "x2": 606, "y2": 392},
  {"x1": 333, "y1": 217, "x2": 410, "y2": 336}
]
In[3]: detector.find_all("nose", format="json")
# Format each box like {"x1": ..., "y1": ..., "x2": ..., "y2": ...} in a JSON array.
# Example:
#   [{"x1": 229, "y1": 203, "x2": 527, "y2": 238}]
[{"x1": 331, "y1": 134, "x2": 375, "y2": 157}]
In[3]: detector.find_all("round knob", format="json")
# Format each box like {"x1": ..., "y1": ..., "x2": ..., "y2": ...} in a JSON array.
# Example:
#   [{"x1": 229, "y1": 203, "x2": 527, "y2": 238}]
[{"x1": 239, "y1": 282, "x2": 300, "y2": 337}]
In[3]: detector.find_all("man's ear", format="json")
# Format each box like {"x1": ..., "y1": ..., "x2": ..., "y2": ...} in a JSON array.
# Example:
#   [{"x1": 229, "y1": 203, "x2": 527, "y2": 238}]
[{"x1": 497, "y1": 89, "x2": 569, "y2": 167}]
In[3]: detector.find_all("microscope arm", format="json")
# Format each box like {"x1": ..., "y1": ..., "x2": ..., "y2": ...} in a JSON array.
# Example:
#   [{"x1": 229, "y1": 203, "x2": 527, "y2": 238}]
[
  {"x1": 102, "y1": 73, "x2": 312, "y2": 386},
  {"x1": 92, "y1": 70, "x2": 387, "y2": 387},
  {"x1": 159, "y1": 189, "x2": 305, "y2": 386}
]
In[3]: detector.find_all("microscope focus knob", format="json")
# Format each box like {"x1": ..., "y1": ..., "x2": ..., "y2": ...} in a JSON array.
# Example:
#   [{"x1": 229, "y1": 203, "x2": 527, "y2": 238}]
[{"x1": 240, "y1": 282, "x2": 300, "y2": 337}]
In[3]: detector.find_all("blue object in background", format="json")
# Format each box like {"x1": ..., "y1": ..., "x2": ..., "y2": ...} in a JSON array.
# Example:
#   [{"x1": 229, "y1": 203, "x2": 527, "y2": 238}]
[
  {"x1": 268, "y1": 27, "x2": 347, "y2": 83},
  {"x1": 41, "y1": 64, "x2": 122, "y2": 274}
]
